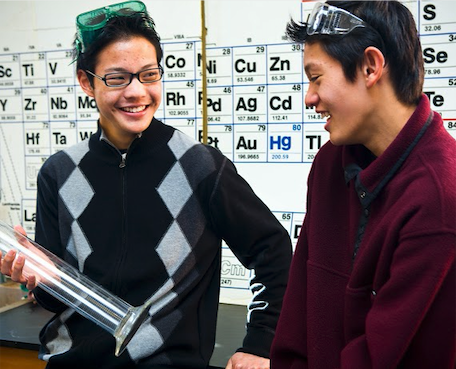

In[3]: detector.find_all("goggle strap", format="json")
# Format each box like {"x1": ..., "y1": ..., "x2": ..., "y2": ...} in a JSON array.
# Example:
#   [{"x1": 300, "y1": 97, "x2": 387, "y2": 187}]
[{"x1": 75, "y1": 1, "x2": 151, "y2": 55}]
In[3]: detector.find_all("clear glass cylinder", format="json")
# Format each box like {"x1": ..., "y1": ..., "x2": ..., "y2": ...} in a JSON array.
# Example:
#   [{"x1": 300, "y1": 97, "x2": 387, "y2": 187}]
[{"x1": 0, "y1": 220, "x2": 150, "y2": 356}]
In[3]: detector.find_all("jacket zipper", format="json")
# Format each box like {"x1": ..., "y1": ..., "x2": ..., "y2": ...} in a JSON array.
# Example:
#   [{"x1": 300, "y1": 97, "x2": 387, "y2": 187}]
[
  {"x1": 101, "y1": 136, "x2": 138, "y2": 296},
  {"x1": 119, "y1": 153, "x2": 127, "y2": 168},
  {"x1": 115, "y1": 152, "x2": 128, "y2": 295}
]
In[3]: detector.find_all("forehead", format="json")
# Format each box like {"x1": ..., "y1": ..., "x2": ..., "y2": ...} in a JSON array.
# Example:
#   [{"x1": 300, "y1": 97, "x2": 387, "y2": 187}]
[
  {"x1": 100, "y1": 36, "x2": 157, "y2": 55},
  {"x1": 95, "y1": 36, "x2": 158, "y2": 67},
  {"x1": 303, "y1": 42, "x2": 339, "y2": 73}
]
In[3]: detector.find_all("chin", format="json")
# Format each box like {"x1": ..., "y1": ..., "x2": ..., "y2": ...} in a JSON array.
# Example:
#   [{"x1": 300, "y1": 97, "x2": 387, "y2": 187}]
[
  {"x1": 131, "y1": 119, "x2": 153, "y2": 133},
  {"x1": 330, "y1": 134, "x2": 361, "y2": 147},
  {"x1": 329, "y1": 136, "x2": 344, "y2": 146}
]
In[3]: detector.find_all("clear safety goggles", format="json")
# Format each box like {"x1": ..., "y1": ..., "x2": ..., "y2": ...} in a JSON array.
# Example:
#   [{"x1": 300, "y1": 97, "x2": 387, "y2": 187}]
[
  {"x1": 75, "y1": 1, "x2": 149, "y2": 53},
  {"x1": 307, "y1": 2, "x2": 366, "y2": 36}
]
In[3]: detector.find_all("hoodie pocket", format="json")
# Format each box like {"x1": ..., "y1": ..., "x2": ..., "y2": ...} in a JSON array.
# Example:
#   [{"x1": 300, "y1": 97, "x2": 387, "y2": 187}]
[
  {"x1": 307, "y1": 260, "x2": 349, "y2": 369},
  {"x1": 344, "y1": 284, "x2": 373, "y2": 343}
]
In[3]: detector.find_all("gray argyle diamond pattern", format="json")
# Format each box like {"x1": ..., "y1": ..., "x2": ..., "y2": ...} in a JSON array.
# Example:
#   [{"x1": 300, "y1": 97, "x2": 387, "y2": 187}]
[
  {"x1": 59, "y1": 167, "x2": 94, "y2": 219},
  {"x1": 156, "y1": 220, "x2": 191, "y2": 276},
  {"x1": 59, "y1": 140, "x2": 94, "y2": 271},
  {"x1": 157, "y1": 162, "x2": 192, "y2": 219},
  {"x1": 66, "y1": 221, "x2": 92, "y2": 272},
  {"x1": 156, "y1": 131, "x2": 203, "y2": 279},
  {"x1": 167, "y1": 129, "x2": 197, "y2": 160},
  {"x1": 128, "y1": 131, "x2": 214, "y2": 360}
]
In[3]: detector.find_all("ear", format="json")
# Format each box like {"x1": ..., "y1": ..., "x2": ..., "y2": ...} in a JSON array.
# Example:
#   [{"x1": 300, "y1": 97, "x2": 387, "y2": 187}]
[
  {"x1": 77, "y1": 69, "x2": 95, "y2": 97},
  {"x1": 362, "y1": 46, "x2": 385, "y2": 88}
]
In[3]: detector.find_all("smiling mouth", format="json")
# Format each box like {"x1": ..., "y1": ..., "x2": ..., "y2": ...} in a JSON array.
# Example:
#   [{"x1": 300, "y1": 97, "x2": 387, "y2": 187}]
[
  {"x1": 320, "y1": 111, "x2": 331, "y2": 119},
  {"x1": 120, "y1": 105, "x2": 148, "y2": 113}
]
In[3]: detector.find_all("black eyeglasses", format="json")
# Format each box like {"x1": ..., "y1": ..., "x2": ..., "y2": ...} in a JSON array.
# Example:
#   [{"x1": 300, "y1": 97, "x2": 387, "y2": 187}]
[{"x1": 85, "y1": 67, "x2": 163, "y2": 87}]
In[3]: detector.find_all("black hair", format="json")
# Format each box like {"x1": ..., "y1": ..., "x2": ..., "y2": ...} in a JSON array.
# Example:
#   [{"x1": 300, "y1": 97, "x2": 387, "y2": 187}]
[
  {"x1": 73, "y1": 12, "x2": 163, "y2": 85},
  {"x1": 287, "y1": 1, "x2": 424, "y2": 106}
]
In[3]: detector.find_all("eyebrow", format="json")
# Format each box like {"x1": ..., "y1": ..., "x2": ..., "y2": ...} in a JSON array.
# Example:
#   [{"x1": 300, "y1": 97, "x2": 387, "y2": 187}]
[
  {"x1": 304, "y1": 62, "x2": 318, "y2": 75},
  {"x1": 104, "y1": 64, "x2": 159, "y2": 73}
]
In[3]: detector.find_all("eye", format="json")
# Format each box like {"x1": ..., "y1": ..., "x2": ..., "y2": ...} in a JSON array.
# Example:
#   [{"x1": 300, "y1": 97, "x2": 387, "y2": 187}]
[
  {"x1": 140, "y1": 69, "x2": 162, "y2": 82},
  {"x1": 105, "y1": 73, "x2": 129, "y2": 86},
  {"x1": 309, "y1": 75, "x2": 320, "y2": 83}
]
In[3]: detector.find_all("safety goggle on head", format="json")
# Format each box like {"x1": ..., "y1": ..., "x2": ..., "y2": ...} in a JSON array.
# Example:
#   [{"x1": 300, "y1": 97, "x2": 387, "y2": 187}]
[
  {"x1": 75, "y1": 0, "x2": 149, "y2": 53},
  {"x1": 307, "y1": 2, "x2": 366, "y2": 35}
]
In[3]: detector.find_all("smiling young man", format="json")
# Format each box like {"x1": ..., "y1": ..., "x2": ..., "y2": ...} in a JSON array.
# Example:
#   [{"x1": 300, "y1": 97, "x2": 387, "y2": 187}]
[
  {"x1": 0, "y1": 2, "x2": 292, "y2": 368},
  {"x1": 270, "y1": 1, "x2": 456, "y2": 368}
]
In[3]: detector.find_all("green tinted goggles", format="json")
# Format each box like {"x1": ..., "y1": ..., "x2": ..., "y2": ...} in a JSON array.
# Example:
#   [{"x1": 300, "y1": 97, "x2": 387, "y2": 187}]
[{"x1": 75, "y1": 1, "x2": 148, "y2": 53}]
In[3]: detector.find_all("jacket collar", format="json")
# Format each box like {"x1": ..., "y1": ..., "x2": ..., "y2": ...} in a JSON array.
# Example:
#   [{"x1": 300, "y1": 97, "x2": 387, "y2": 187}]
[
  {"x1": 89, "y1": 118, "x2": 175, "y2": 162},
  {"x1": 343, "y1": 94, "x2": 434, "y2": 207}
]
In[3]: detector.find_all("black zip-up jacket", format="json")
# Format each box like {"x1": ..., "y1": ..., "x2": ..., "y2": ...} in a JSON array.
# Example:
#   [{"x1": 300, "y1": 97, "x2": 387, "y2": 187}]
[{"x1": 33, "y1": 118, "x2": 292, "y2": 368}]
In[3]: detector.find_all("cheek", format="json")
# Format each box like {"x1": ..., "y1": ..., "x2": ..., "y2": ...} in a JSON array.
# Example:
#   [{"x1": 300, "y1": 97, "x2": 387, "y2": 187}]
[
  {"x1": 151, "y1": 85, "x2": 162, "y2": 103},
  {"x1": 93, "y1": 91, "x2": 117, "y2": 113},
  {"x1": 331, "y1": 83, "x2": 359, "y2": 112}
]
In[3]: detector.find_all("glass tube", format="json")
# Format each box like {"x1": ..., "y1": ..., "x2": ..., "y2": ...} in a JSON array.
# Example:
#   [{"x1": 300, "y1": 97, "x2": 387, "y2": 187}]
[{"x1": 0, "y1": 220, "x2": 150, "y2": 356}]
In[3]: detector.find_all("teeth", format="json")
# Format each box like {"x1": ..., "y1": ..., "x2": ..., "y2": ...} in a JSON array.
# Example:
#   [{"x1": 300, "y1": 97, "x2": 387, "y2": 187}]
[
  {"x1": 121, "y1": 106, "x2": 146, "y2": 113},
  {"x1": 320, "y1": 112, "x2": 331, "y2": 119}
]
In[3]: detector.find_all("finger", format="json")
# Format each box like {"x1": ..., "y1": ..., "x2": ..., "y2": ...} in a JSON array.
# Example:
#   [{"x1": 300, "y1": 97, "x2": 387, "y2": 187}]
[
  {"x1": 14, "y1": 225, "x2": 32, "y2": 249},
  {"x1": 11, "y1": 254, "x2": 27, "y2": 284},
  {"x1": 27, "y1": 290, "x2": 36, "y2": 303},
  {"x1": 26, "y1": 275, "x2": 37, "y2": 291},
  {"x1": 14, "y1": 225, "x2": 26, "y2": 236},
  {"x1": 1, "y1": 250, "x2": 16, "y2": 275}
]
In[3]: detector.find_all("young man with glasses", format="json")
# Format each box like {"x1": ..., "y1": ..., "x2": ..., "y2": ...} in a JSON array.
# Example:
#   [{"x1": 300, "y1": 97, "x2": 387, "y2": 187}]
[
  {"x1": 0, "y1": 2, "x2": 292, "y2": 368},
  {"x1": 270, "y1": 1, "x2": 455, "y2": 368}
]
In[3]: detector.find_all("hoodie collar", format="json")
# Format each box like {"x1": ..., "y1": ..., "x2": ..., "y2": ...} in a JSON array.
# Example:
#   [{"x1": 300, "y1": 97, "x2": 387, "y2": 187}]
[{"x1": 343, "y1": 94, "x2": 434, "y2": 207}]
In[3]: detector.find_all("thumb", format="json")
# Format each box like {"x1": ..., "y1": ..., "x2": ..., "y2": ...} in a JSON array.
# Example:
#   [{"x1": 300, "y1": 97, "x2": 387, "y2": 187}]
[{"x1": 225, "y1": 358, "x2": 232, "y2": 369}]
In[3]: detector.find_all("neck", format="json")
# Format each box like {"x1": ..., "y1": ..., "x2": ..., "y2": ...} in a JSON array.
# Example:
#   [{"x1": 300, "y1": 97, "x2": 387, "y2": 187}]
[
  {"x1": 99, "y1": 121, "x2": 137, "y2": 150},
  {"x1": 100, "y1": 126, "x2": 136, "y2": 151},
  {"x1": 364, "y1": 89, "x2": 417, "y2": 157}
]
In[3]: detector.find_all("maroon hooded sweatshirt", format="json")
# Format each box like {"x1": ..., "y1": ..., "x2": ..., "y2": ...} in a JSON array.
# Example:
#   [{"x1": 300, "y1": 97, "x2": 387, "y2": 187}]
[{"x1": 270, "y1": 95, "x2": 456, "y2": 369}]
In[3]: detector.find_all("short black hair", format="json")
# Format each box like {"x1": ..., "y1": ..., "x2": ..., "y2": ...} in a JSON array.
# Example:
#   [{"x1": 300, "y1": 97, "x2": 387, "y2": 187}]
[
  {"x1": 73, "y1": 12, "x2": 163, "y2": 85},
  {"x1": 287, "y1": 1, "x2": 424, "y2": 106}
]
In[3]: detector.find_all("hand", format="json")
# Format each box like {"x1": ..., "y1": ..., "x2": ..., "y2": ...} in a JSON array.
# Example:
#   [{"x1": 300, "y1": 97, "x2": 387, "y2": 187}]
[
  {"x1": 225, "y1": 352, "x2": 270, "y2": 369},
  {"x1": 0, "y1": 225, "x2": 37, "y2": 291}
]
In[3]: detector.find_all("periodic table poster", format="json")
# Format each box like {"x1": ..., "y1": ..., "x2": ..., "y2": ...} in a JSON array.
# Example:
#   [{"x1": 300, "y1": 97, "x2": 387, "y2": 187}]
[{"x1": 0, "y1": 0, "x2": 455, "y2": 305}]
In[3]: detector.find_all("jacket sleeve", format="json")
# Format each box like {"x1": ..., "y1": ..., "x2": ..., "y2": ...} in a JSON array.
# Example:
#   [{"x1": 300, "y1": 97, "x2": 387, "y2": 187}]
[
  {"x1": 269, "y1": 159, "x2": 316, "y2": 369},
  {"x1": 270, "y1": 226, "x2": 309, "y2": 368},
  {"x1": 340, "y1": 231, "x2": 455, "y2": 369},
  {"x1": 208, "y1": 156, "x2": 292, "y2": 359},
  {"x1": 32, "y1": 162, "x2": 68, "y2": 313}
]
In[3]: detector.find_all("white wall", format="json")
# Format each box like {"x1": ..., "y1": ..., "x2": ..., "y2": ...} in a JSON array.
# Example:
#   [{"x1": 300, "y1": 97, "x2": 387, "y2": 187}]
[{"x1": 0, "y1": 0, "x2": 455, "y2": 304}]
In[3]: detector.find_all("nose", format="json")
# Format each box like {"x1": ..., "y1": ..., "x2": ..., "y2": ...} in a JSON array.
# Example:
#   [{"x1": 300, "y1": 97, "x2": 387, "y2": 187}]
[
  {"x1": 123, "y1": 76, "x2": 147, "y2": 98},
  {"x1": 305, "y1": 84, "x2": 319, "y2": 109}
]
